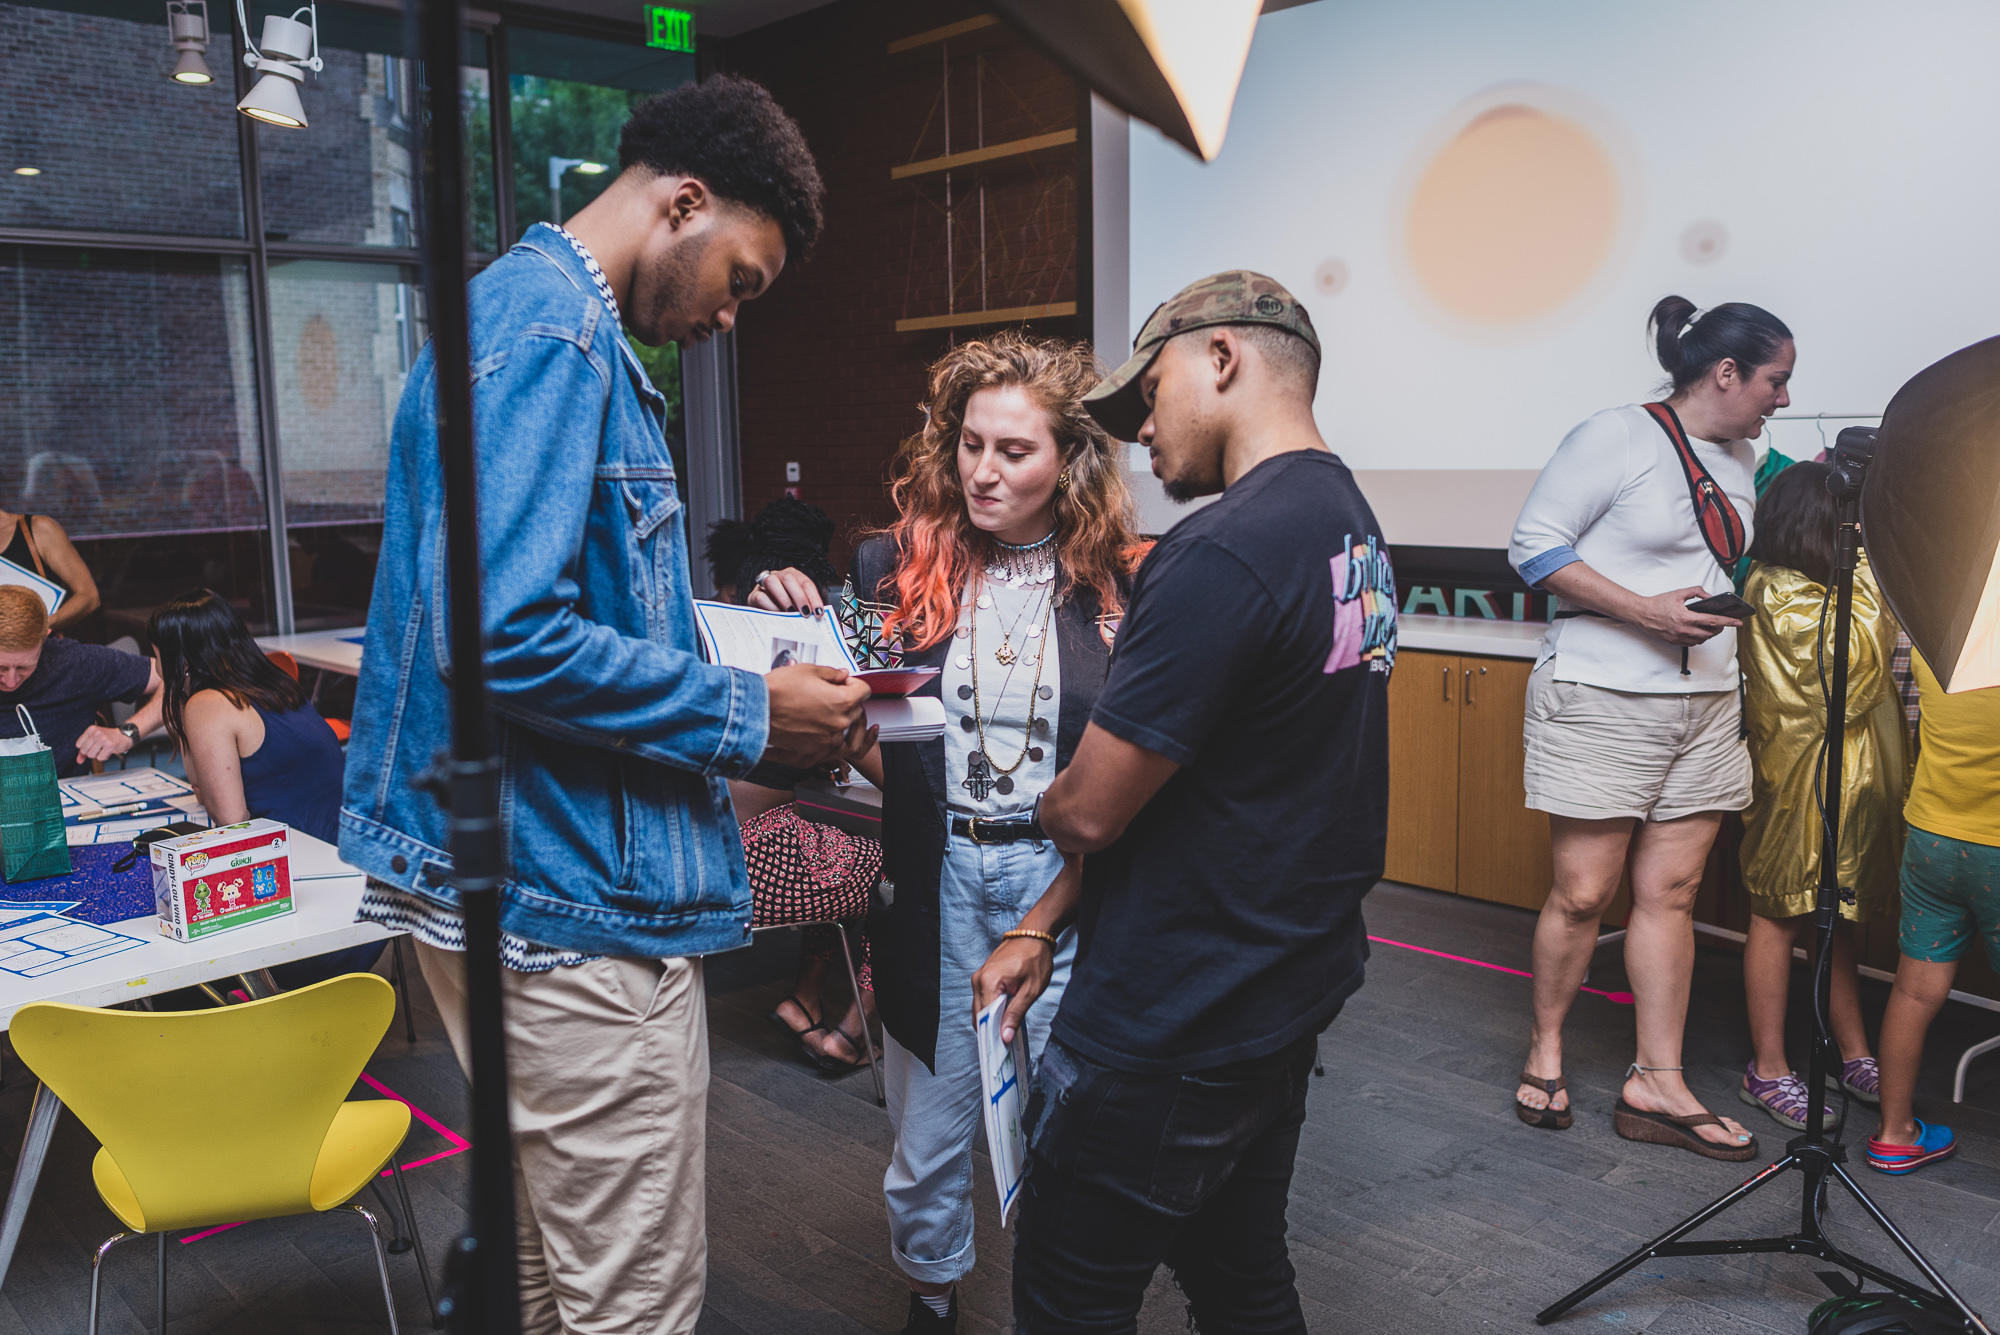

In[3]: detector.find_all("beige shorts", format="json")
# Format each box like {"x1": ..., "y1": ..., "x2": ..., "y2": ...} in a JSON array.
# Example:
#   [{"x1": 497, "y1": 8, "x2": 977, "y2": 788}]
[{"x1": 1522, "y1": 660, "x2": 1752, "y2": 823}]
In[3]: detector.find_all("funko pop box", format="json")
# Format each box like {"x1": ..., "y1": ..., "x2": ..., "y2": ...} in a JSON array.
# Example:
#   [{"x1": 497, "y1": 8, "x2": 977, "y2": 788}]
[{"x1": 151, "y1": 819, "x2": 294, "y2": 942}]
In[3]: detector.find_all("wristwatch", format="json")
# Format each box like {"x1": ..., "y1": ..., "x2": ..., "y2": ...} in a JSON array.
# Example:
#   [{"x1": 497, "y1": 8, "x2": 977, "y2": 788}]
[{"x1": 117, "y1": 722, "x2": 141, "y2": 745}]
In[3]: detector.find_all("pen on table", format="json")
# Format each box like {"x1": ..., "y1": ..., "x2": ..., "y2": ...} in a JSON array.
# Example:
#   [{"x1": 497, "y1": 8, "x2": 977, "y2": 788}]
[{"x1": 75, "y1": 800, "x2": 149, "y2": 821}]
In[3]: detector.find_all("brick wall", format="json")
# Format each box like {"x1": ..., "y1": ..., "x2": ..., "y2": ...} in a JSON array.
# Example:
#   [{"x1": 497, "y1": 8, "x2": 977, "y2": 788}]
[{"x1": 721, "y1": 1, "x2": 1082, "y2": 567}]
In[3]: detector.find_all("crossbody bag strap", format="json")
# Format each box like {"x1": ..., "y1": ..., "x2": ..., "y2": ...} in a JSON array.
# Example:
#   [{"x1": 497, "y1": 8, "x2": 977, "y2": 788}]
[
  {"x1": 13, "y1": 515, "x2": 47, "y2": 579},
  {"x1": 1642, "y1": 402, "x2": 1747, "y2": 566}
]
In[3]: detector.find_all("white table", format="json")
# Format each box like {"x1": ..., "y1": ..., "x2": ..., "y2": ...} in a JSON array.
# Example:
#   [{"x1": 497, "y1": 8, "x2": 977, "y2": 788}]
[
  {"x1": 257, "y1": 627, "x2": 367, "y2": 677},
  {"x1": 0, "y1": 813, "x2": 393, "y2": 1289}
]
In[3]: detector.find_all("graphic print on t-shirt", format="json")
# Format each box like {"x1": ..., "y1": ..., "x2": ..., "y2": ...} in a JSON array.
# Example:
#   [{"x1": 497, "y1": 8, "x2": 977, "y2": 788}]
[{"x1": 1326, "y1": 532, "x2": 1397, "y2": 675}]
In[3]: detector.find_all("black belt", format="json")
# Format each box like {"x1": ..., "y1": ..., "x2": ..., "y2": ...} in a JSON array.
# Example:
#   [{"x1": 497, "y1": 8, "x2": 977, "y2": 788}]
[{"x1": 950, "y1": 812, "x2": 1045, "y2": 844}]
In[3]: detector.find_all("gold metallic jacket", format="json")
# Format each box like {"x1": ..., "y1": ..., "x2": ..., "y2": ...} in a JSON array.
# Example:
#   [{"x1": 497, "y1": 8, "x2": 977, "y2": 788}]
[{"x1": 1738, "y1": 559, "x2": 1906, "y2": 920}]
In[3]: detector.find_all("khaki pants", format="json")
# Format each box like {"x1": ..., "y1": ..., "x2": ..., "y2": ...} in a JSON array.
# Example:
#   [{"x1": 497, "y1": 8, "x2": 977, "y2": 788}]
[{"x1": 417, "y1": 942, "x2": 708, "y2": 1335}]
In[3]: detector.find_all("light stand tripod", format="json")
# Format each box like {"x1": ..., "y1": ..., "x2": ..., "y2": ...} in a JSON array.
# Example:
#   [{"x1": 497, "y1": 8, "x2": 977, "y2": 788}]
[
  {"x1": 1537, "y1": 429, "x2": 1991, "y2": 1334},
  {"x1": 408, "y1": 0, "x2": 521, "y2": 1331}
]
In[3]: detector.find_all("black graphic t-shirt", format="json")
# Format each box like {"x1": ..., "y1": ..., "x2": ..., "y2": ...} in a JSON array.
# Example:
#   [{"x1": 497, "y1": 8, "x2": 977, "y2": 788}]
[{"x1": 1051, "y1": 450, "x2": 1396, "y2": 1074}]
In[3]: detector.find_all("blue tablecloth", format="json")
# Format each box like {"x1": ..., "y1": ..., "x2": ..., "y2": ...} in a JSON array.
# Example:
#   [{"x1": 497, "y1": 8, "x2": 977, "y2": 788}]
[{"x1": 0, "y1": 843, "x2": 156, "y2": 925}]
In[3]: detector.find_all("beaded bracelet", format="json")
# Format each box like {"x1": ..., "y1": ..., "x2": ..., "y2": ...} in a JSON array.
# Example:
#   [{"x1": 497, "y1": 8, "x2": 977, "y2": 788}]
[{"x1": 1002, "y1": 928, "x2": 1058, "y2": 950}]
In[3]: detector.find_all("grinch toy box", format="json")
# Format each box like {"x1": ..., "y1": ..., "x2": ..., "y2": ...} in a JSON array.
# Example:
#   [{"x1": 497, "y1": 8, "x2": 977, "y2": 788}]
[{"x1": 151, "y1": 819, "x2": 294, "y2": 941}]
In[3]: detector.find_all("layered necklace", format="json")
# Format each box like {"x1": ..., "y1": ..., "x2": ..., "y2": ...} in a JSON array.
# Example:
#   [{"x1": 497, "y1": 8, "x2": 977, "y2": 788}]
[{"x1": 957, "y1": 532, "x2": 1058, "y2": 802}]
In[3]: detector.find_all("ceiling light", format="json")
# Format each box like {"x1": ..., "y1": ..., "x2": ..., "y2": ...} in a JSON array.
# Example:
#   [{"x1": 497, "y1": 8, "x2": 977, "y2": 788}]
[
  {"x1": 989, "y1": 0, "x2": 1262, "y2": 161},
  {"x1": 166, "y1": 0, "x2": 213, "y2": 85},
  {"x1": 12, "y1": 167, "x2": 40, "y2": 177},
  {"x1": 235, "y1": 4, "x2": 321, "y2": 128}
]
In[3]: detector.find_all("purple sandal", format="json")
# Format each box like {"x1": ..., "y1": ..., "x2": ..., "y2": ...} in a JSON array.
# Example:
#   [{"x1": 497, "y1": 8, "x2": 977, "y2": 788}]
[
  {"x1": 1839, "y1": 1056, "x2": 1881, "y2": 1105},
  {"x1": 1740, "y1": 1062, "x2": 1814, "y2": 1131}
]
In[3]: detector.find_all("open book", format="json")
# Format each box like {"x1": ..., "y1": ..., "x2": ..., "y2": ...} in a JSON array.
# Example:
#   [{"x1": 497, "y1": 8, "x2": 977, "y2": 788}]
[{"x1": 692, "y1": 600, "x2": 944, "y2": 741}]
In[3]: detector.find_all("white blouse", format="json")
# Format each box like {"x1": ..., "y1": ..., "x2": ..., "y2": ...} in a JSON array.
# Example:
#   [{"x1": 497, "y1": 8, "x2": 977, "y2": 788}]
[{"x1": 1509, "y1": 404, "x2": 1756, "y2": 694}]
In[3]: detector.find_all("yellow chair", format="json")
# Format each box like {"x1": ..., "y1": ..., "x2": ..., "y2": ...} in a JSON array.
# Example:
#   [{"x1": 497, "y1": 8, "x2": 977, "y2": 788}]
[{"x1": 10, "y1": 973, "x2": 435, "y2": 1333}]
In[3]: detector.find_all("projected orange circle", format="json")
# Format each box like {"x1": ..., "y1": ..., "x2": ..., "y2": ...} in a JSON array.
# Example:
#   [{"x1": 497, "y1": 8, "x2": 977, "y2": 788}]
[{"x1": 1406, "y1": 104, "x2": 1618, "y2": 324}]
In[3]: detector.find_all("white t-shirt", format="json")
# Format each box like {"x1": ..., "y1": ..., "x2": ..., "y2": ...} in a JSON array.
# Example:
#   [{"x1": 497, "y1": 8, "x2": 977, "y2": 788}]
[{"x1": 1509, "y1": 404, "x2": 1756, "y2": 694}]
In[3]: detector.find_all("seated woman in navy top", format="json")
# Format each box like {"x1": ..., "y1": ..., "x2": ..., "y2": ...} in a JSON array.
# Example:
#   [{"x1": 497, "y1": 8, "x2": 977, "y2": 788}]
[{"x1": 148, "y1": 588, "x2": 380, "y2": 987}]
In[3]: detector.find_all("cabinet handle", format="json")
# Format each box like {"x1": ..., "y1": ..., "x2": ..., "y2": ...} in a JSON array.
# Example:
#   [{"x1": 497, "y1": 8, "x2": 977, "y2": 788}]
[
  {"x1": 1464, "y1": 668, "x2": 1474, "y2": 705},
  {"x1": 1443, "y1": 666, "x2": 1451, "y2": 702}
]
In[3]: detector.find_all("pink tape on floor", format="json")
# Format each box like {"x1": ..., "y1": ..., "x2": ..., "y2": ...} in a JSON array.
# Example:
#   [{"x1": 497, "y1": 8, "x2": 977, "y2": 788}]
[
  {"x1": 1367, "y1": 933, "x2": 1635, "y2": 1005},
  {"x1": 180, "y1": 1070, "x2": 470, "y2": 1246}
]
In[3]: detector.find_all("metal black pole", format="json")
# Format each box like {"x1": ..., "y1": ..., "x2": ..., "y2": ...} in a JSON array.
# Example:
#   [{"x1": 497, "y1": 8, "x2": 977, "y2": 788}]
[
  {"x1": 1537, "y1": 430, "x2": 1989, "y2": 1334},
  {"x1": 410, "y1": 0, "x2": 521, "y2": 1331}
]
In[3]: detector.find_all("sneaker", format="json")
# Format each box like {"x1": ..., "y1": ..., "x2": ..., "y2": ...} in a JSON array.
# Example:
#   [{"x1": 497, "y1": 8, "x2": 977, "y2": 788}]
[
  {"x1": 1867, "y1": 1118, "x2": 1957, "y2": 1175},
  {"x1": 901, "y1": 1290, "x2": 958, "y2": 1334},
  {"x1": 1739, "y1": 1062, "x2": 1815, "y2": 1130}
]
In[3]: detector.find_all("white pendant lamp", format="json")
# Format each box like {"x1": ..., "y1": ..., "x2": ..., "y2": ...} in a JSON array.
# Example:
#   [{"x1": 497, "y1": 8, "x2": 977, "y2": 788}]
[
  {"x1": 166, "y1": 0, "x2": 214, "y2": 85},
  {"x1": 235, "y1": 4, "x2": 321, "y2": 128}
]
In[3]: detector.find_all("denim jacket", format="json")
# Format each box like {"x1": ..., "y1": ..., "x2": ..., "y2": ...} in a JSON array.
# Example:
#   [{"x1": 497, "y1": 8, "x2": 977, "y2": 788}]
[{"x1": 340, "y1": 225, "x2": 769, "y2": 959}]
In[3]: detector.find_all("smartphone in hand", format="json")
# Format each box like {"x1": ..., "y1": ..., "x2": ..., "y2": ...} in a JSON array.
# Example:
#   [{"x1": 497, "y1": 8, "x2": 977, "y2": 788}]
[{"x1": 1685, "y1": 592, "x2": 1755, "y2": 620}]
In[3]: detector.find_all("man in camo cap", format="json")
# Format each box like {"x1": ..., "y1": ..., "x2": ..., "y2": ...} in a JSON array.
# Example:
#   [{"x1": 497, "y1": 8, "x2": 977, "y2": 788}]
[
  {"x1": 1082, "y1": 268, "x2": 1321, "y2": 498},
  {"x1": 993, "y1": 270, "x2": 1396, "y2": 1332}
]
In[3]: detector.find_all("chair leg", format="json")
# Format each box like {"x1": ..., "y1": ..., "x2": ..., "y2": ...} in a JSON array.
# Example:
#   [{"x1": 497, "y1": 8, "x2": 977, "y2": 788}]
[
  {"x1": 156, "y1": 1231, "x2": 167, "y2": 1332},
  {"x1": 392, "y1": 936, "x2": 419, "y2": 1044},
  {"x1": 368, "y1": 1179, "x2": 411, "y2": 1253},
  {"x1": 348, "y1": 1204, "x2": 403, "y2": 1335},
  {"x1": 390, "y1": 1157, "x2": 440, "y2": 1328},
  {"x1": 88, "y1": 1231, "x2": 133, "y2": 1335},
  {"x1": 835, "y1": 922, "x2": 885, "y2": 1108}
]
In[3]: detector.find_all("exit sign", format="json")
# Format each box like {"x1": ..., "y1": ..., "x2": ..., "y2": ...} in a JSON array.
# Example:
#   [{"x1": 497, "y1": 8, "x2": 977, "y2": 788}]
[{"x1": 645, "y1": 5, "x2": 694, "y2": 52}]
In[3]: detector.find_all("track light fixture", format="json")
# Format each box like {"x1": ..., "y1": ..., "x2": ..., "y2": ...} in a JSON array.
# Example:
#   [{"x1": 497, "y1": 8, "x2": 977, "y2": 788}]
[
  {"x1": 234, "y1": 1, "x2": 322, "y2": 128},
  {"x1": 166, "y1": 0, "x2": 214, "y2": 85}
]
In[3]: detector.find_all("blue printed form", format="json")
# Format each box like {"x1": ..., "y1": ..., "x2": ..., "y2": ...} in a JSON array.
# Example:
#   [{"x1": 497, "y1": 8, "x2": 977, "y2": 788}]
[
  {"x1": 0, "y1": 901, "x2": 148, "y2": 979},
  {"x1": 976, "y1": 995, "x2": 1033, "y2": 1225}
]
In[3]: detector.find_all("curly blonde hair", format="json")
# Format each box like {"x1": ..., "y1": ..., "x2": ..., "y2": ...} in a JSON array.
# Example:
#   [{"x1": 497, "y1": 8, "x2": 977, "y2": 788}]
[{"x1": 878, "y1": 331, "x2": 1141, "y2": 650}]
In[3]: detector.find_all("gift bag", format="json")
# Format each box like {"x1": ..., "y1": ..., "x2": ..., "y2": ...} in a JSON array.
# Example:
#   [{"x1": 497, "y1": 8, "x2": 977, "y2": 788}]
[{"x1": 0, "y1": 706, "x2": 73, "y2": 883}]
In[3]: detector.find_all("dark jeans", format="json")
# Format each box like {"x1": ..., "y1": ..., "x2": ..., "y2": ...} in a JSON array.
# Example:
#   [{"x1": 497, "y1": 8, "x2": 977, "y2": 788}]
[{"x1": 1011, "y1": 1028, "x2": 1323, "y2": 1334}]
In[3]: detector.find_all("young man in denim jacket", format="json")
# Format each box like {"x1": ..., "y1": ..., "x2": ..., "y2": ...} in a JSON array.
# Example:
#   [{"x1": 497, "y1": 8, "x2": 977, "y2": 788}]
[{"x1": 340, "y1": 77, "x2": 869, "y2": 1334}]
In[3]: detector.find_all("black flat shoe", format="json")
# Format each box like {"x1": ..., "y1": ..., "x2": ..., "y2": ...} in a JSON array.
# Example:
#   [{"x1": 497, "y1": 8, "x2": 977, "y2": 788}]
[{"x1": 901, "y1": 1289, "x2": 957, "y2": 1334}]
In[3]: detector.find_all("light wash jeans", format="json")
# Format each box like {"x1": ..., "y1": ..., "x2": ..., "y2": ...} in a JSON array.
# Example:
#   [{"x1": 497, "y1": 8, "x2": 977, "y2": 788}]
[{"x1": 883, "y1": 829, "x2": 1074, "y2": 1286}]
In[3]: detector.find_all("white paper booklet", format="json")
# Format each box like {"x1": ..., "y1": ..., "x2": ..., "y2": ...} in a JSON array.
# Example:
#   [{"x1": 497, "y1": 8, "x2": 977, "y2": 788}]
[
  {"x1": 975, "y1": 995, "x2": 1033, "y2": 1226},
  {"x1": 692, "y1": 600, "x2": 945, "y2": 740}
]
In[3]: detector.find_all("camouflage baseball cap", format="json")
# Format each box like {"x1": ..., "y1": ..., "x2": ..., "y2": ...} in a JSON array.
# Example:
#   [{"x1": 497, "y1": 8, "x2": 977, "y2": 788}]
[{"x1": 1082, "y1": 270, "x2": 1319, "y2": 440}]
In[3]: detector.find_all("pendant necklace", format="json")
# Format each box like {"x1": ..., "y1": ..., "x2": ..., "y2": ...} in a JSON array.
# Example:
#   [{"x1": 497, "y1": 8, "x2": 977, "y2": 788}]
[
  {"x1": 963, "y1": 577, "x2": 1058, "y2": 801},
  {"x1": 985, "y1": 531, "x2": 1056, "y2": 666}
]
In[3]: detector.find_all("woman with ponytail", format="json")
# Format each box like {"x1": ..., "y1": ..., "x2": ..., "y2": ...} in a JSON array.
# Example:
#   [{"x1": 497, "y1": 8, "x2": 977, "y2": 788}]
[
  {"x1": 751, "y1": 330, "x2": 1140, "y2": 1332},
  {"x1": 1504, "y1": 295, "x2": 1795, "y2": 1160}
]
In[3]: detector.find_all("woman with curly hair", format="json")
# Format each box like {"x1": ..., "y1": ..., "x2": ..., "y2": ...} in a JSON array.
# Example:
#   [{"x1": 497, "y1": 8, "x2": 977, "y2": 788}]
[{"x1": 751, "y1": 329, "x2": 1141, "y2": 1333}]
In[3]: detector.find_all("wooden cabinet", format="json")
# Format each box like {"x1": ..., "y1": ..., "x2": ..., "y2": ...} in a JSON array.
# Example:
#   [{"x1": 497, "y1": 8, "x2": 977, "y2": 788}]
[{"x1": 1385, "y1": 650, "x2": 1553, "y2": 908}]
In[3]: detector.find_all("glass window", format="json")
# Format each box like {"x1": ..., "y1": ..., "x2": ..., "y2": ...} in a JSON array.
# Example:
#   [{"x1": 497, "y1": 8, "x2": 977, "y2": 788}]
[
  {"x1": 256, "y1": 4, "x2": 497, "y2": 253},
  {"x1": 506, "y1": 27, "x2": 693, "y2": 231},
  {"x1": 506, "y1": 28, "x2": 691, "y2": 465},
  {"x1": 267, "y1": 258, "x2": 419, "y2": 627},
  {"x1": 0, "y1": 0, "x2": 244, "y2": 238},
  {"x1": 0, "y1": 246, "x2": 274, "y2": 636}
]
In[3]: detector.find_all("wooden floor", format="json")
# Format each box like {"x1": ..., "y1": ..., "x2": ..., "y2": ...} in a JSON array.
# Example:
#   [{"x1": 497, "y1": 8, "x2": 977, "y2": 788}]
[{"x1": 2, "y1": 881, "x2": 1996, "y2": 1333}]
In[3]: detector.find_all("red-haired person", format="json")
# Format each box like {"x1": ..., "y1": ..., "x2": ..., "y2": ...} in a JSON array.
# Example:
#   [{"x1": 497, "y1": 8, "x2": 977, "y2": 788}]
[{"x1": 751, "y1": 331, "x2": 1141, "y2": 1334}]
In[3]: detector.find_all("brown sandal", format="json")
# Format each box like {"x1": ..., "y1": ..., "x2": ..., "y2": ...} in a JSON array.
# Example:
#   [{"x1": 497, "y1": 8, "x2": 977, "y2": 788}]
[
  {"x1": 1516, "y1": 1072, "x2": 1573, "y2": 1130},
  {"x1": 1613, "y1": 1099, "x2": 1759, "y2": 1161}
]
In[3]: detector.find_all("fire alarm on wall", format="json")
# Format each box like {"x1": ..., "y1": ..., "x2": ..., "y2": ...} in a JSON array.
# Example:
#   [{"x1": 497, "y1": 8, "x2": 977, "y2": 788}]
[{"x1": 784, "y1": 461, "x2": 801, "y2": 483}]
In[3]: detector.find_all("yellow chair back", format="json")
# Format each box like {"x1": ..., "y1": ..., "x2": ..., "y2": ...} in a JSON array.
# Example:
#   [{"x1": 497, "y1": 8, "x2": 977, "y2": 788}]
[{"x1": 11, "y1": 973, "x2": 395, "y2": 1233}]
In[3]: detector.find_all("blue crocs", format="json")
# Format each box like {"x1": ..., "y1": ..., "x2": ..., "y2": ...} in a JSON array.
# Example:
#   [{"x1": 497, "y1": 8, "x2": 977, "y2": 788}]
[{"x1": 1866, "y1": 1118, "x2": 1957, "y2": 1175}]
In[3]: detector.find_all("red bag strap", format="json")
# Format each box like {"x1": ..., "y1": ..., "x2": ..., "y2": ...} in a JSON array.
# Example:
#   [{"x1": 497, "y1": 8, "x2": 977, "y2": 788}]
[{"x1": 1642, "y1": 402, "x2": 1746, "y2": 566}]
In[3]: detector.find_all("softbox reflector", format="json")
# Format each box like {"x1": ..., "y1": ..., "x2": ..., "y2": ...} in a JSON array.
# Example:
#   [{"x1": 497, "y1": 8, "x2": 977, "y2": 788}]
[
  {"x1": 989, "y1": 0, "x2": 1260, "y2": 162},
  {"x1": 1864, "y1": 334, "x2": 2000, "y2": 693}
]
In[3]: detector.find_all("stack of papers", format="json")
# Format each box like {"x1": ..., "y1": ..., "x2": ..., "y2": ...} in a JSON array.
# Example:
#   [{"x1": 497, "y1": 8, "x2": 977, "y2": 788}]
[
  {"x1": 976, "y1": 995, "x2": 1032, "y2": 1225},
  {"x1": 863, "y1": 696, "x2": 947, "y2": 743}
]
